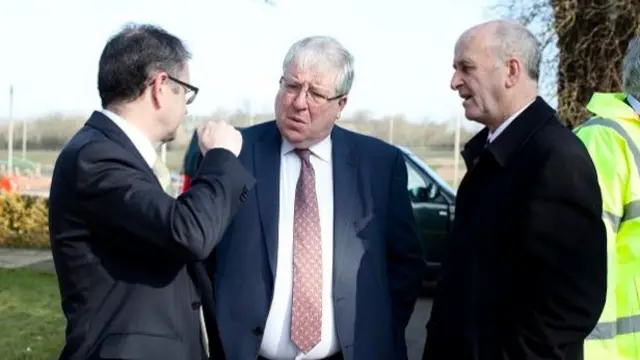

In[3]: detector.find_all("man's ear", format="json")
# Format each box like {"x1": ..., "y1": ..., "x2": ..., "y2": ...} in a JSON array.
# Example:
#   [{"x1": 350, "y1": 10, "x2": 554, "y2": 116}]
[
  {"x1": 151, "y1": 72, "x2": 169, "y2": 108},
  {"x1": 505, "y1": 57, "x2": 521, "y2": 89},
  {"x1": 338, "y1": 95, "x2": 348, "y2": 112}
]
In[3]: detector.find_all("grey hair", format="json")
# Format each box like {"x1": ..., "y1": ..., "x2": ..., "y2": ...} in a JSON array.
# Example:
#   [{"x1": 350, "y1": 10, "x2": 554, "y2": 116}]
[
  {"x1": 622, "y1": 37, "x2": 640, "y2": 99},
  {"x1": 491, "y1": 20, "x2": 542, "y2": 82},
  {"x1": 281, "y1": 36, "x2": 355, "y2": 96}
]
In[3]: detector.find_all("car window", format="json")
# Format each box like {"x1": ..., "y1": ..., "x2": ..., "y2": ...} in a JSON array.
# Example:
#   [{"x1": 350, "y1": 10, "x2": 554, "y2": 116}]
[
  {"x1": 404, "y1": 156, "x2": 446, "y2": 205},
  {"x1": 406, "y1": 160, "x2": 431, "y2": 190}
]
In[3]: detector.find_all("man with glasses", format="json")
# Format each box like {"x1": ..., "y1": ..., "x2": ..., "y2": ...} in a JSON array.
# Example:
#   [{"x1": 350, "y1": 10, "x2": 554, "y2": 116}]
[
  {"x1": 48, "y1": 23, "x2": 255, "y2": 360},
  {"x1": 204, "y1": 36, "x2": 424, "y2": 360},
  {"x1": 168, "y1": 74, "x2": 199, "y2": 105}
]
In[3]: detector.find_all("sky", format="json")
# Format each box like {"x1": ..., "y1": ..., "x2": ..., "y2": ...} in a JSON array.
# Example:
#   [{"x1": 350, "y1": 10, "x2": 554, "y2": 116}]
[{"x1": 0, "y1": 0, "x2": 501, "y2": 127}]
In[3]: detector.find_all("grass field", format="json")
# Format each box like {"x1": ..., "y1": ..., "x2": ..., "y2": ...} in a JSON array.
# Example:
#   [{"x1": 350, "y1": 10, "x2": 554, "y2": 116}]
[
  {"x1": 0, "y1": 147, "x2": 466, "y2": 187},
  {"x1": 0, "y1": 268, "x2": 64, "y2": 360}
]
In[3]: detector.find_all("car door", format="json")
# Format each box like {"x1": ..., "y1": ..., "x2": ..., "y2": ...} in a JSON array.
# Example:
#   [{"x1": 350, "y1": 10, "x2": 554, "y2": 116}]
[{"x1": 404, "y1": 156, "x2": 452, "y2": 279}]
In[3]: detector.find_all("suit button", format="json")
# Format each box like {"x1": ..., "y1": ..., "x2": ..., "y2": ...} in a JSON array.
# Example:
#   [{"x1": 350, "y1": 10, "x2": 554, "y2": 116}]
[
  {"x1": 252, "y1": 326, "x2": 263, "y2": 335},
  {"x1": 191, "y1": 301, "x2": 201, "y2": 310}
]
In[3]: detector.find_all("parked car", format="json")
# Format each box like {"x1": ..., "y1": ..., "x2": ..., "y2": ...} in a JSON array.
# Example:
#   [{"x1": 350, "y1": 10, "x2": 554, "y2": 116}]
[
  {"x1": 398, "y1": 146, "x2": 456, "y2": 284},
  {"x1": 180, "y1": 130, "x2": 456, "y2": 285}
]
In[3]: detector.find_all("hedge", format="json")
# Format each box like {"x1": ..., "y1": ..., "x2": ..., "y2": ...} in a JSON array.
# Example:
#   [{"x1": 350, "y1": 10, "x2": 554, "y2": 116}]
[{"x1": 0, "y1": 193, "x2": 49, "y2": 248}]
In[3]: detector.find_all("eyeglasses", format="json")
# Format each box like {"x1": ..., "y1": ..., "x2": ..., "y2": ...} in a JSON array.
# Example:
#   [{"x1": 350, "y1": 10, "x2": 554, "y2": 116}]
[
  {"x1": 279, "y1": 76, "x2": 344, "y2": 106},
  {"x1": 168, "y1": 75, "x2": 199, "y2": 105}
]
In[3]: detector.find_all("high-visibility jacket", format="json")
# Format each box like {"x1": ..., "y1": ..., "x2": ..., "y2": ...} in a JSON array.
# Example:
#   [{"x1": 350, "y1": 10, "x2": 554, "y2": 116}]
[{"x1": 574, "y1": 92, "x2": 640, "y2": 360}]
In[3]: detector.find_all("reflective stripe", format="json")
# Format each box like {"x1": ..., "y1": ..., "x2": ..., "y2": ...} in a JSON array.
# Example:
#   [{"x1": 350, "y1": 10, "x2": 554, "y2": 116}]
[
  {"x1": 623, "y1": 200, "x2": 640, "y2": 223},
  {"x1": 577, "y1": 118, "x2": 640, "y2": 173},
  {"x1": 587, "y1": 314, "x2": 640, "y2": 339},
  {"x1": 577, "y1": 118, "x2": 640, "y2": 231},
  {"x1": 604, "y1": 210, "x2": 621, "y2": 230},
  {"x1": 604, "y1": 200, "x2": 640, "y2": 231}
]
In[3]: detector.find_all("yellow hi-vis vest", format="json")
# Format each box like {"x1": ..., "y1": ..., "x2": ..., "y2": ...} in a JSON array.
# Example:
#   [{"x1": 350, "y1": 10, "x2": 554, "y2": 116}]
[{"x1": 574, "y1": 92, "x2": 640, "y2": 360}]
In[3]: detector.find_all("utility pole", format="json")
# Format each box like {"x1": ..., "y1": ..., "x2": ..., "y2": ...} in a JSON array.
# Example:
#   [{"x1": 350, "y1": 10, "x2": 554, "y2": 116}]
[
  {"x1": 22, "y1": 94, "x2": 27, "y2": 159},
  {"x1": 388, "y1": 117, "x2": 395, "y2": 144},
  {"x1": 242, "y1": 98, "x2": 254, "y2": 126},
  {"x1": 452, "y1": 114, "x2": 462, "y2": 188},
  {"x1": 7, "y1": 85, "x2": 14, "y2": 175}
]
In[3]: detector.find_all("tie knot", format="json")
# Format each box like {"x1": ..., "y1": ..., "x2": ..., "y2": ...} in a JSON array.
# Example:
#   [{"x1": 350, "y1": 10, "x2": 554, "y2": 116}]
[{"x1": 294, "y1": 148, "x2": 311, "y2": 162}]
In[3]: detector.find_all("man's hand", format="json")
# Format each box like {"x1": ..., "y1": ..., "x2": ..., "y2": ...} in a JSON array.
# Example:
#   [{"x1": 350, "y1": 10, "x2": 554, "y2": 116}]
[{"x1": 197, "y1": 120, "x2": 243, "y2": 157}]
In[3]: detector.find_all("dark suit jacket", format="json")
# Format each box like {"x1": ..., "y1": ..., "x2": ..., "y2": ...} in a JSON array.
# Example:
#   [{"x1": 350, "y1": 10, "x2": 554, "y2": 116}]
[
  {"x1": 48, "y1": 111, "x2": 256, "y2": 360},
  {"x1": 422, "y1": 97, "x2": 607, "y2": 360},
  {"x1": 209, "y1": 121, "x2": 424, "y2": 360}
]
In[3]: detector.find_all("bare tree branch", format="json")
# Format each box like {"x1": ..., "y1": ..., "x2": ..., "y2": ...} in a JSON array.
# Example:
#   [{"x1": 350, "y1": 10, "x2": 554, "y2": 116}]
[
  {"x1": 490, "y1": 0, "x2": 640, "y2": 126},
  {"x1": 491, "y1": 0, "x2": 558, "y2": 103}
]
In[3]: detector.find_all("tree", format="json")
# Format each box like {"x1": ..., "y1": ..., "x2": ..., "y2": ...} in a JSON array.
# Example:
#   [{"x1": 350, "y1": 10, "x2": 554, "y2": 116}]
[{"x1": 497, "y1": 0, "x2": 640, "y2": 128}]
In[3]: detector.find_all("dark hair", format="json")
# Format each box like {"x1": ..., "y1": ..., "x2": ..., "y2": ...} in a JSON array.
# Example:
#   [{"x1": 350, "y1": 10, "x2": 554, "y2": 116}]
[{"x1": 97, "y1": 23, "x2": 191, "y2": 108}]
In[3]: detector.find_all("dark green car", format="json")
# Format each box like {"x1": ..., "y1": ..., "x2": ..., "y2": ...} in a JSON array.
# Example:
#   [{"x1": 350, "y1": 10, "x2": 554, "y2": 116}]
[{"x1": 180, "y1": 130, "x2": 456, "y2": 285}]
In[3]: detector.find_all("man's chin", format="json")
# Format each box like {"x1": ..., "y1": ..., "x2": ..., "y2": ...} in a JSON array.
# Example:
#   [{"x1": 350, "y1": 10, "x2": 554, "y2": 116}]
[
  {"x1": 281, "y1": 127, "x2": 309, "y2": 146},
  {"x1": 161, "y1": 132, "x2": 176, "y2": 144},
  {"x1": 464, "y1": 108, "x2": 482, "y2": 122}
]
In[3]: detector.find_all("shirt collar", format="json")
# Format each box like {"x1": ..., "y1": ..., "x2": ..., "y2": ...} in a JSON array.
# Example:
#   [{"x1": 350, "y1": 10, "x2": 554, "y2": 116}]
[
  {"x1": 280, "y1": 134, "x2": 332, "y2": 163},
  {"x1": 101, "y1": 109, "x2": 158, "y2": 168},
  {"x1": 487, "y1": 99, "x2": 535, "y2": 143}
]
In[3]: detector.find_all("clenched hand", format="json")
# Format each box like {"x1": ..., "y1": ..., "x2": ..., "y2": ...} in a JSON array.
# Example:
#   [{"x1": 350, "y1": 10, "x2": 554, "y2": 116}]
[{"x1": 197, "y1": 120, "x2": 243, "y2": 157}]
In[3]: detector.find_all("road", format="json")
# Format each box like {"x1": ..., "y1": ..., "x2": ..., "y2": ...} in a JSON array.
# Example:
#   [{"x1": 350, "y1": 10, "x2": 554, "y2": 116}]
[
  {"x1": 19, "y1": 189, "x2": 50, "y2": 197},
  {"x1": 406, "y1": 296, "x2": 432, "y2": 360}
]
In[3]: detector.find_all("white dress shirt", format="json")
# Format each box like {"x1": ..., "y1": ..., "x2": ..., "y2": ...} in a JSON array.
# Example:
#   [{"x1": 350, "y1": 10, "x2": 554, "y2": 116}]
[
  {"x1": 101, "y1": 109, "x2": 157, "y2": 168},
  {"x1": 487, "y1": 99, "x2": 535, "y2": 143},
  {"x1": 258, "y1": 135, "x2": 340, "y2": 360}
]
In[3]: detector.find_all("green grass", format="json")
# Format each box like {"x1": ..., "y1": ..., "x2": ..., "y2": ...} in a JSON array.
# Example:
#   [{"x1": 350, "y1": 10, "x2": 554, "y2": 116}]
[
  {"x1": 0, "y1": 151, "x2": 60, "y2": 166},
  {"x1": 0, "y1": 149, "x2": 187, "y2": 173},
  {"x1": 0, "y1": 268, "x2": 65, "y2": 360},
  {"x1": 0, "y1": 148, "x2": 462, "y2": 187}
]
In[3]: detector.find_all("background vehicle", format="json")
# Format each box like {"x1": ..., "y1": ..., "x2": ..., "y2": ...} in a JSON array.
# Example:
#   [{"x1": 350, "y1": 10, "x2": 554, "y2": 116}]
[
  {"x1": 399, "y1": 146, "x2": 456, "y2": 285},
  {"x1": 180, "y1": 130, "x2": 456, "y2": 286}
]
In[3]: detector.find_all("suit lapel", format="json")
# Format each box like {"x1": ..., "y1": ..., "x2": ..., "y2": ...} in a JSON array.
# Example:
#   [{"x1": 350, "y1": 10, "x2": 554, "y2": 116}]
[
  {"x1": 330, "y1": 127, "x2": 360, "y2": 288},
  {"x1": 254, "y1": 124, "x2": 282, "y2": 277}
]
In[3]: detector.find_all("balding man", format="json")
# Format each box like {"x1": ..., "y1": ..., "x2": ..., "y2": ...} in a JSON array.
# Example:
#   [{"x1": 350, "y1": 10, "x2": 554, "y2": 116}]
[{"x1": 422, "y1": 20, "x2": 607, "y2": 360}]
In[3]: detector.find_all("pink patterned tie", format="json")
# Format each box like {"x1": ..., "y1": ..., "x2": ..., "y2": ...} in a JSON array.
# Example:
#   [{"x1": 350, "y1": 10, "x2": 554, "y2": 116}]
[{"x1": 290, "y1": 148, "x2": 322, "y2": 353}]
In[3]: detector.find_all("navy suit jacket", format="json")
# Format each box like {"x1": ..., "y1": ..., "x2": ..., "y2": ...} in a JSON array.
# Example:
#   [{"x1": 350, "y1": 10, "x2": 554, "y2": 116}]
[
  {"x1": 48, "y1": 111, "x2": 255, "y2": 360},
  {"x1": 210, "y1": 121, "x2": 424, "y2": 360}
]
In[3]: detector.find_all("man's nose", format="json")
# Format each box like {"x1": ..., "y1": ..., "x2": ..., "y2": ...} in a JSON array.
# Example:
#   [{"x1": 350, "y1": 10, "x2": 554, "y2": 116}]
[
  {"x1": 293, "y1": 90, "x2": 308, "y2": 110},
  {"x1": 450, "y1": 72, "x2": 463, "y2": 91}
]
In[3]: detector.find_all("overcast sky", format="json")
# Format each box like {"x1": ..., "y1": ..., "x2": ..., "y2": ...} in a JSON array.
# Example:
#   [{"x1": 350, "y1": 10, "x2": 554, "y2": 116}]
[{"x1": 1, "y1": 0, "x2": 503, "y2": 130}]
